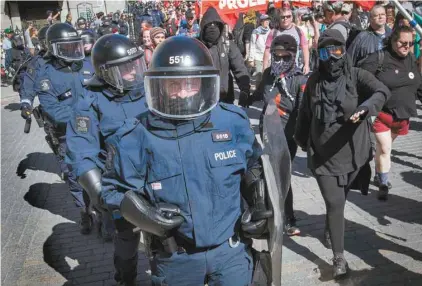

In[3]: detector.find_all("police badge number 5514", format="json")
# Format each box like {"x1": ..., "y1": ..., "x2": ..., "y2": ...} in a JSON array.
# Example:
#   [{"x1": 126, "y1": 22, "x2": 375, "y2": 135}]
[{"x1": 169, "y1": 56, "x2": 191, "y2": 64}]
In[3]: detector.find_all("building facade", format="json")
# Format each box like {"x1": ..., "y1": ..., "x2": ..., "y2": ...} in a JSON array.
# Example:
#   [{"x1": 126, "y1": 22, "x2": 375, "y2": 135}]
[{"x1": 1, "y1": 0, "x2": 127, "y2": 31}]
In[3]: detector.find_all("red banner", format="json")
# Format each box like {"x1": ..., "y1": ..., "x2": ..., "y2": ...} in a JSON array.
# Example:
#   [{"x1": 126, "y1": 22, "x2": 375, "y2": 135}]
[{"x1": 201, "y1": 1, "x2": 312, "y2": 28}]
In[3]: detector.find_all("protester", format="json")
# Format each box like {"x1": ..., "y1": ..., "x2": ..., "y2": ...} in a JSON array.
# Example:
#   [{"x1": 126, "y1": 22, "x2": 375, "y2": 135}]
[
  {"x1": 248, "y1": 14, "x2": 271, "y2": 88},
  {"x1": 294, "y1": 29, "x2": 391, "y2": 278},
  {"x1": 149, "y1": 27, "x2": 166, "y2": 48},
  {"x1": 24, "y1": 22, "x2": 35, "y2": 55},
  {"x1": 347, "y1": 5, "x2": 392, "y2": 67},
  {"x1": 255, "y1": 34, "x2": 307, "y2": 236},
  {"x1": 199, "y1": 6, "x2": 250, "y2": 105},
  {"x1": 141, "y1": 28, "x2": 153, "y2": 68},
  {"x1": 263, "y1": 7, "x2": 310, "y2": 75},
  {"x1": 360, "y1": 26, "x2": 422, "y2": 201}
]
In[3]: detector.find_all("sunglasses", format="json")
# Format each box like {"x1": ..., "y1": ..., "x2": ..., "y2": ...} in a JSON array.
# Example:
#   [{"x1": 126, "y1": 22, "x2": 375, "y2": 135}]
[
  {"x1": 280, "y1": 15, "x2": 292, "y2": 20},
  {"x1": 398, "y1": 41, "x2": 414, "y2": 47},
  {"x1": 187, "y1": 17, "x2": 194, "y2": 20}
]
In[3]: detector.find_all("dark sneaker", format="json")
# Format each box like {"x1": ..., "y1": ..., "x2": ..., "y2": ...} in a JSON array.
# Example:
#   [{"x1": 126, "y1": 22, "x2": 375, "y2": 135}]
[
  {"x1": 324, "y1": 228, "x2": 332, "y2": 249},
  {"x1": 333, "y1": 255, "x2": 349, "y2": 279},
  {"x1": 373, "y1": 175, "x2": 392, "y2": 189},
  {"x1": 285, "y1": 217, "x2": 301, "y2": 236},
  {"x1": 80, "y1": 211, "x2": 94, "y2": 235},
  {"x1": 378, "y1": 184, "x2": 389, "y2": 201}
]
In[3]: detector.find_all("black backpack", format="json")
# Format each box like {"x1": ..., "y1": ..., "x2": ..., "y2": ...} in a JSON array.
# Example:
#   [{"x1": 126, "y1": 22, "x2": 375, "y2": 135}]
[
  {"x1": 329, "y1": 21, "x2": 363, "y2": 49},
  {"x1": 232, "y1": 25, "x2": 245, "y2": 54}
]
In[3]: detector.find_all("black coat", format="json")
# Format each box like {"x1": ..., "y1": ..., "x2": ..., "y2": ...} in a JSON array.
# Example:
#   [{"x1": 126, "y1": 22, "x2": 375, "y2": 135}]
[
  {"x1": 199, "y1": 7, "x2": 250, "y2": 103},
  {"x1": 295, "y1": 67, "x2": 391, "y2": 176}
]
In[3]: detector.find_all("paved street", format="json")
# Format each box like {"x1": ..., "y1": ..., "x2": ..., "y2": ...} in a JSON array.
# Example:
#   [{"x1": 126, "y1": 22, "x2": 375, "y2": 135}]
[{"x1": 1, "y1": 84, "x2": 422, "y2": 286}]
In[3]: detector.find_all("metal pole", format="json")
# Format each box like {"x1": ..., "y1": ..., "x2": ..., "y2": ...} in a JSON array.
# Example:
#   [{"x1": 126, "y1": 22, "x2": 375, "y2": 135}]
[{"x1": 391, "y1": 0, "x2": 422, "y2": 37}]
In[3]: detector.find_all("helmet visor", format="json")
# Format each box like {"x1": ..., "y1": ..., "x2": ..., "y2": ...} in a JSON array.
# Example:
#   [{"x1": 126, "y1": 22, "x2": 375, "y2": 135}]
[
  {"x1": 318, "y1": 45, "x2": 345, "y2": 61},
  {"x1": 145, "y1": 75, "x2": 220, "y2": 120},
  {"x1": 53, "y1": 40, "x2": 85, "y2": 61},
  {"x1": 102, "y1": 56, "x2": 146, "y2": 91}
]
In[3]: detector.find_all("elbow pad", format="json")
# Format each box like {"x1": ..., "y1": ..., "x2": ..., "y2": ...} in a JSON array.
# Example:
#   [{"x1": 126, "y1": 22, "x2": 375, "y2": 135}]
[
  {"x1": 120, "y1": 190, "x2": 184, "y2": 238},
  {"x1": 78, "y1": 168, "x2": 102, "y2": 206}
]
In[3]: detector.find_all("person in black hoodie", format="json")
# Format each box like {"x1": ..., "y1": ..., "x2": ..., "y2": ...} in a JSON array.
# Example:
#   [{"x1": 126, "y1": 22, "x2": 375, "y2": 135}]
[
  {"x1": 294, "y1": 29, "x2": 391, "y2": 279},
  {"x1": 254, "y1": 34, "x2": 307, "y2": 236},
  {"x1": 199, "y1": 7, "x2": 251, "y2": 106},
  {"x1": 360, "y1": 26, "x2": 422, "y2": 200}
]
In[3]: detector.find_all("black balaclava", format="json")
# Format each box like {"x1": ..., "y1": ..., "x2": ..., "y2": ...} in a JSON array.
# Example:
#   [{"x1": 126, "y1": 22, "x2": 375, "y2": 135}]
[
  {"x1": 317, "y1": 29, "x2": 346, "y2": 80},
  {"x1": 203, "y1": 23, "x2": 221, "y2": 45}
]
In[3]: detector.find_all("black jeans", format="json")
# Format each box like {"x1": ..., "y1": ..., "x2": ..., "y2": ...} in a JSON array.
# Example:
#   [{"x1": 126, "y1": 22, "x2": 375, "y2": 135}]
[{"x1": 315, "y1": 169, "x2": 360, "y2": 255}]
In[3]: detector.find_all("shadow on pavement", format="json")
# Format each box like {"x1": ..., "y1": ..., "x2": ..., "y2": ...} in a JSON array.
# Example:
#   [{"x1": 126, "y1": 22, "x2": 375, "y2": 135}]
[
  {"x1": 285, "y1": 210, "x2": 422, "y2": 284},
  {"x1": 410, "y1": 121, "x2": 422, "y2": 132},
  {"x1": 401, "y1": 171, "x2": 422, "y2": 190},
  {"x1": 24, "y1": 182, "x2": 151, "y2": 285},
  {"x1": 347, "y1": 188, "x2": 422, "y2": 226},
  {"x1": 3, "y1": 102, "x2": 21, "y2": 112},
  {"x1": 16, "y1": 152, "x2": 61, "y2": 178}
]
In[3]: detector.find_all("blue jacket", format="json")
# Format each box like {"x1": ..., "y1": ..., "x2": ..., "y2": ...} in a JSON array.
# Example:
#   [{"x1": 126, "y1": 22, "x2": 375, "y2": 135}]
[
  {"x1": 102, "y1": 103, "x2": 262, "y2": 247},
  {"x1": 34, "y1": 58, "x2": 94, "y2": 127},
  {"x1": 65, "y1": 85, "x2": 147, "y2": 177}
]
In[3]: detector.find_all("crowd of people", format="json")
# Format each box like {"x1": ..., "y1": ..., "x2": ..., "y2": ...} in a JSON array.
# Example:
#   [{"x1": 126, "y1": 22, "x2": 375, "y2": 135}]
[{"x1": 1, "y1": 0, "x2": 422, "y2": 285}]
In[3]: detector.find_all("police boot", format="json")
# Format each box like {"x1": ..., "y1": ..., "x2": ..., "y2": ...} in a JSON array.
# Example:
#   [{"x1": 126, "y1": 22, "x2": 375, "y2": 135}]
[
  {"x1": 332, "y1": 253, "x2": 349, "y2": 279},
  {"x1": 79, "y1": 209, "x2": 94, "y2": 235}
]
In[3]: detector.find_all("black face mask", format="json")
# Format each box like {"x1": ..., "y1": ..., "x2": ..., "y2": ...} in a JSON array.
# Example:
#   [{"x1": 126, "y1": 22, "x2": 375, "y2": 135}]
[
  {"x1": 319, "y1": 57, "x2": 345, "y2": 79},
  {"x1": 203, "y1": 25, "x2": 220, "y2": 44}
]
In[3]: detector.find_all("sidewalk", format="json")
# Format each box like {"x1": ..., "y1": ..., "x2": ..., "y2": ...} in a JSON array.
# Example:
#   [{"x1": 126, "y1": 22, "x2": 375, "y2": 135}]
[{"x1": 1, "y1": 86, "x2": 422, "y2": 285}]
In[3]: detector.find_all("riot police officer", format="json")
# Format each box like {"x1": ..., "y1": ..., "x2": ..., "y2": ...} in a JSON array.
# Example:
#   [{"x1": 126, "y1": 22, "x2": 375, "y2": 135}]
[
  {"x1": 98, "y1": 16, "x2": 113, "y2": 37},
  {"x1": 34, "y1": 23, "x2": 95, "y2": 234},
  {"x1": 80, "y1": 30, "x2": 95, "y2": 63},
  {"x1": 101, "y1": 37, "x2": 272, "y2": 286},
  {"x1": 76, "y1": 17, "x2": 88, "y2": 35},
  {"x1": 65, "y1": 34, "x2": 147, "y2": 241},
  {"x1": 19, "y1": 25, "x2": 49, "y2": 130}
]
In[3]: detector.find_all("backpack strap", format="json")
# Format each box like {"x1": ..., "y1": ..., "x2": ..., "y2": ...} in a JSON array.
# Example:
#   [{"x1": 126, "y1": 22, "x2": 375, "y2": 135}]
[{"x1": 375, "y1": 49, "x2": 385, "y2": 74}]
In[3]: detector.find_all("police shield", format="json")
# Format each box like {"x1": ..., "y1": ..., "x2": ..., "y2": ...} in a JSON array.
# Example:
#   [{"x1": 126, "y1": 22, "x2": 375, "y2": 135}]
[{"x1": 256, "y1": 100, "x2": 291, "y2": 286}]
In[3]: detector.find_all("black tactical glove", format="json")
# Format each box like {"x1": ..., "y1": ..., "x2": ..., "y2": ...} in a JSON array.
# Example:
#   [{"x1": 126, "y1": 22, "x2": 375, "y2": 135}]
[
  {"x1": 241, "y1": 167, "x2": 273, "y2": 239},
  {"x1": 21, "y1": 103, "x2": 32, "y2": 120},
  {"x1": 120, "y1": 190, "x2": 184, "y2": 238},
  {"x1": 238, "y1": 90, "x2": 250, "y2": 108}
]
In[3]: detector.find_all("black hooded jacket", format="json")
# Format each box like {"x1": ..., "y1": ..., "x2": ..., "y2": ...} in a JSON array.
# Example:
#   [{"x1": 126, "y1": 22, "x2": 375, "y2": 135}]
[
  {"x1": 199, "y1": 7, "x2": 250, "y2": 103},
  {"x1": 295, "y1": 57, "x2": 391, "y2": 176}
]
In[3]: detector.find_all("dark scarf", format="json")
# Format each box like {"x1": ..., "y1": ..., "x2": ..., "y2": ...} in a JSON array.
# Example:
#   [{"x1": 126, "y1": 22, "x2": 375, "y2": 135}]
[{"x1": 315, "y1": 55, "x2": 356, "y2": 124}]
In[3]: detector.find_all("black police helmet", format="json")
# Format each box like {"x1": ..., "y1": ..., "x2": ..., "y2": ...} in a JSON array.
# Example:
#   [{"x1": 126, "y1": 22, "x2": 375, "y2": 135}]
[
  {"x1": 144, "y1": 37, "x2": 220, "y2": 120},
  {"x1": 46, "y1": 23, "x2": 84, "y2": 61},
  {"x1": 91, "y1": 34, "x2": 145, "y2": 92},
  {"x1": 146, "y1": 36, "x2": 218, "y2": 77},
  {"x1": 102, "y1": 16, "x2": 112, "y2": 26},
  {"x1": 46, "y1": 23, "x2": 80, "y2": 44},
  {"x1": 77, "y1": 17, "x2": 87, "y2": 25}
]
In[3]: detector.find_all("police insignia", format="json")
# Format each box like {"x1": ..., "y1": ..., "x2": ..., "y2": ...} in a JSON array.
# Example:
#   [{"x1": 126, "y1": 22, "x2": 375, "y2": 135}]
[
  {"x1": 76, "y1": 116, "x2": 90, "y2": 133},
  {"x1": 27, "y1": 68, "x2": 34, "y2": 77},
  {"x1": 40, "y1": 79, "x2": 50, "y2": 91},
  {"x1": 212, "y1": 131, "x2": 232, "y2": 142},
  {"x1": 83, "y1": 71, "x2": 91, "y2": 75}
]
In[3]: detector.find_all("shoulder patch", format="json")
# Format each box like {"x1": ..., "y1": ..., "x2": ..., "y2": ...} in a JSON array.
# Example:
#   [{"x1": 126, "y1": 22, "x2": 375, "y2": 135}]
[
  {"x1": 219, "y1": 102, "x2": 248, "y2": 120},
  {"x1": 212, "y1": 131, "x2": 232, "y2": 142},
  {"x1": 40, "y1": 79, "x2": 51, "y2": 91},
  {"x1": 76, "y1": 116, "x2": 90, "y2": 133},
  {"x1": 27, "y1": 67, "x2": 34, "y2": 77}
]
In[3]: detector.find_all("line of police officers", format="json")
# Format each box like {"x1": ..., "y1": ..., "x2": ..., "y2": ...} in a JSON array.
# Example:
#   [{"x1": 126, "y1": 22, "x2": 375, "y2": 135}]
[{"x1": 18, "y1": 22, "x2": 275, "y2": 286}]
